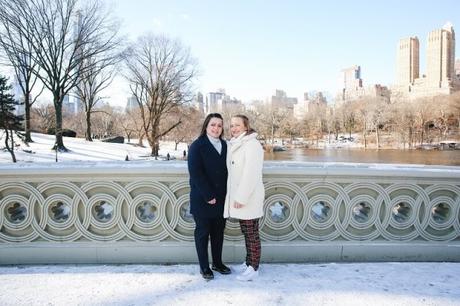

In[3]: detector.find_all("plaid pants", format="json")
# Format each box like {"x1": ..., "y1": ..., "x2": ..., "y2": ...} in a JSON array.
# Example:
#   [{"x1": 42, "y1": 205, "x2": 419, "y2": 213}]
[{"x1": 239, "y1": 219, "x2": 261, "y2": 271}]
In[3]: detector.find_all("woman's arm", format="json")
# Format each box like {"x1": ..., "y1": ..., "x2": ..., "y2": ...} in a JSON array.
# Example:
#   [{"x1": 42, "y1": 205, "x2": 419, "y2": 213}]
[
  {"x1": 234, "y1": 140, "x2": 263, "y2": 205},
  {"x1": 187, "y1": 143, "x2": 215, "y2": 202}
]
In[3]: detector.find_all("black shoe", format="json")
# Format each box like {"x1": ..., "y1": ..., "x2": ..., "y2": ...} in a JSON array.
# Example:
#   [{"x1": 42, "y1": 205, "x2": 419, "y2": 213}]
[
  {"x1": 200, "y1": 267, "x2": 214, "y2": 280},
  {"x1": 211, "y1": 263, "x2": 232, "y2": 274}
]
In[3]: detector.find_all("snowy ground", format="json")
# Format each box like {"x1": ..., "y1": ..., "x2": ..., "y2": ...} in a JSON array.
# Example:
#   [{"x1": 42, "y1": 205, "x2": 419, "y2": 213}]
[
  {"x1": 0, "y1": 132, "x2": 188, "y2": 163},
  {"x1": 0, "y1": 263, "x2": 459, "y2": 306}
]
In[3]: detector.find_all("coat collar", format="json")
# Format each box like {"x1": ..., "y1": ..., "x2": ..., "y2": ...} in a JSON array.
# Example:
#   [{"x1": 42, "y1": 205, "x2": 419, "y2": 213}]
[
  {"x1": 229, "y1": 132, "x2": 258, "y2": 153},
  {"x1": 201, "y1": 135, "x2": 227, "y2": 156}
]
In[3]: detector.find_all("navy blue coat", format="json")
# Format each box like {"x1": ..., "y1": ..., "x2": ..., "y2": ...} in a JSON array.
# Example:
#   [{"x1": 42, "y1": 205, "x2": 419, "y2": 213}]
[{"x1": 187, "y1": 135, "x2": 228, "y2": 218}]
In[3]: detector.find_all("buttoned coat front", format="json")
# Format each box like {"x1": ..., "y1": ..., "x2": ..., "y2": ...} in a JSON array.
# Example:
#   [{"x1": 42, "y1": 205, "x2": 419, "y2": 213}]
[
  {"x1": 188, "y1": 135, "x2": 228, "y2": 218},
  {"x1": 224, "y1": 132, "x2": 265, "y2": 220}
]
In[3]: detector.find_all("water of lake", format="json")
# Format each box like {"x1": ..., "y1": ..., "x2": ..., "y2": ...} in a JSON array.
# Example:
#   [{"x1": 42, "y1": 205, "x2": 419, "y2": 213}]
[{"x1": 264, "y1": 148, "x2": 460, "y2": 166}]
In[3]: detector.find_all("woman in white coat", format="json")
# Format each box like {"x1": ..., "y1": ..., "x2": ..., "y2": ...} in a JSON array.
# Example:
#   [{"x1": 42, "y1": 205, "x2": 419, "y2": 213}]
[{"x1": 224, "y1": 114, "x2": 265, "y2": 281}]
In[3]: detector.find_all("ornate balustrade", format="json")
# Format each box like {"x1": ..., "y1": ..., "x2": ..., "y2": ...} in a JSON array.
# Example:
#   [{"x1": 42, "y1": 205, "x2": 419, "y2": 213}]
[{"x1": 0, "y1": 161, "x2": 459, "y2": 264}]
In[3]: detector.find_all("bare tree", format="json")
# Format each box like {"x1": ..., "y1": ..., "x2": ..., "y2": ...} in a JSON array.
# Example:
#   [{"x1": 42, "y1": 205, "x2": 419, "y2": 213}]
[
  {"x1": 431, "y1": 96, "x2": 450, "y2": 142},
  {"x1": 163, "y1": 105, "x2": 203, "y2": 150},
  {"x1": 354, "y1": 98, "x2": 369, "y2": 148},
  {"x1": 366, "y1": 96, "x2": 390, "y2": 149},
  {"x1": 121, "y1": 107, "x2": 146, "y2": 146},
  {"x1": 341, "y1": 101, "x2": 356, "y2": 138},
  {"x1": 325, "y1": 106, "x2": 341, "y2": 143},
  {"x1": 74, "y1": 28, "x2": 122, "y2": 141},
  {"x1": 124, "y1": 34, "x2": 197, "y2": 156},
  {"x1": 389, "y1": 99, "x2": 416, "y2": 149},
  {"x1": 31, "y1": 103, "x2": 55, "y2": 134},
  {"x1": 249, "y1": 102, "x2": 289, "y2": 145},
  {"x1": 90, "y1": 103, "x2": 117, "y2": 139},
  {"x1": 447, "y1": 91, "x2": 460, "y2": 130},
  {"x1": 0, "y1": 11, "x2": 44, "y2": 143},
  {"x1": 414, "y1": 97, "x2": 433, "y2": 146},
  {"x1": 0, "y1": 0, "x2": 120, "y2": 151},
  {"x1": 305, "y1": 102, "x2": 327, "y2": 147}
]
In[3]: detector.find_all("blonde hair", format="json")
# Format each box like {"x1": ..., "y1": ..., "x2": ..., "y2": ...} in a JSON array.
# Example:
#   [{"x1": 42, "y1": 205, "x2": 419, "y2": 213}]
[{"x1": 232, "y1": 114, "x2": 256, "y2": 135}]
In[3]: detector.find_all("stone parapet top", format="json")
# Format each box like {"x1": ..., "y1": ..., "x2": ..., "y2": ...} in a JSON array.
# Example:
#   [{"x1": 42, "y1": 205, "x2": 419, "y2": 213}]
[{"x1": 0, "y1": 160, "x2": 459, "y2": 176}]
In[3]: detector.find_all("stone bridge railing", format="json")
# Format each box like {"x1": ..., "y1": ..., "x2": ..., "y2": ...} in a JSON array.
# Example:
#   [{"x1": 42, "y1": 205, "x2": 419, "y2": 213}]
[{"x1": 0, "y1": 161, "x2": 459, "y2": 264}]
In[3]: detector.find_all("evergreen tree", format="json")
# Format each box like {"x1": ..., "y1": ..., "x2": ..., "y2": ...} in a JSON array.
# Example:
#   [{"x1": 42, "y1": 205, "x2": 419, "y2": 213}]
[{"x1": 0, "y1": 75, "x2": 24, "y2": 162}]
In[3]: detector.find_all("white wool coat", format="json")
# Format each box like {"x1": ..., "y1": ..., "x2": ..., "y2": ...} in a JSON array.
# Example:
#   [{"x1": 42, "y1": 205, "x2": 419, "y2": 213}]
[{"x1": 224, "y1": 132, "x2": 265, "y2": 220}]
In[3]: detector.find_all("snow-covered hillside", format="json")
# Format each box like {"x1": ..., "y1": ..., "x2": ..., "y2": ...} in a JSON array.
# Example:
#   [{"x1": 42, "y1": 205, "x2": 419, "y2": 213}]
[{"x1": 0, "y1": 133, "x2": 188, "y2": 163}]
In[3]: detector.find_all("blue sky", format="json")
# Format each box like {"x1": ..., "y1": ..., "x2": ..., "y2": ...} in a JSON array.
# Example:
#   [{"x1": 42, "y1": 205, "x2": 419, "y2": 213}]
[{"x1": 110, "y1": 0, "x2": 460, "y2": 104}]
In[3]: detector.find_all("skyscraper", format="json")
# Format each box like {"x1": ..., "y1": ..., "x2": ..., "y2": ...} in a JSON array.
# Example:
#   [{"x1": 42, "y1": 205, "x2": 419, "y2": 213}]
[
  {"x1": 337, "y1": 66, "x2": 364, "y2": 103},
  {"x1": 396, "y1": 37, "x2": 419, "y2": 85},
  {"x1": 393, "y1": 23, "x2": 458, "y2": 99},
  {"x1": 426, "y1": 22, "x2": 456, "y2": 88},
  {"x1": 193, "y1": 92, "x2": 204, "y2": 114}
]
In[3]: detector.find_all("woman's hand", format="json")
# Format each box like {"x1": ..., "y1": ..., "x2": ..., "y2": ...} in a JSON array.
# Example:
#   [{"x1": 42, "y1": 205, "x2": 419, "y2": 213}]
[
  {"x1": 234, "y1": 201, "x2": 244, "y2": 209},
  {"x1": 208, "y1": 198, "x2": 216, "y2": 205}
]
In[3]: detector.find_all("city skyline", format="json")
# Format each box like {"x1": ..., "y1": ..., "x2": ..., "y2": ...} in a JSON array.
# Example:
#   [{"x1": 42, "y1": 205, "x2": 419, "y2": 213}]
[
  {"x1": 106, "y1": 0, "x2": 460, "y2": 107},
  {"x1": 2, "y1": 1, "x2": 459, "y2": 107}
]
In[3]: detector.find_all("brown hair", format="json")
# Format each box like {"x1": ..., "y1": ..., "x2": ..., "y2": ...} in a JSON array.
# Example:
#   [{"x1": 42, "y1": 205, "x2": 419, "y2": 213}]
[
  {"x1": 200, "y1": 113, "x2": 224, "y2": 139},
  {"x1": 232, "y1": 114, "x2": 256, "y2": 135}
]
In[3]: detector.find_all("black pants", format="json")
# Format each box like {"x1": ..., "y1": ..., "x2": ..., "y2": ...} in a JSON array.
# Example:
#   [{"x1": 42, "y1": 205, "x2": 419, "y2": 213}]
[{"x1": 193, "y1": 216, "x2": 226, "y2": 270}]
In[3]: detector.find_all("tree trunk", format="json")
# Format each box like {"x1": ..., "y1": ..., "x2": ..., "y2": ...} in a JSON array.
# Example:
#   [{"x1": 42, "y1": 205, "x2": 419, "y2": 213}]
[
  {"x1": 408, "y1": 127, "x2": 413, "y2": 149},
  {"x1": 363, "y1": 131, "x2": 367, "y2": 149},
  {"x1": 53, "y1": 95, "x2": 67, "y2": 151},
  {"x1": 151, "y1": 141, "x2": 159, "y2": 156},
  {"x1": 149, "y1": 124, "x2": 160, "y2": 156},
  {"x1": 375, "y1": 127, "x2": 380, "y2": 149},
  {"x1": 138, "y1": 133, "x2": 144, "y2": 146},
  {"x1": 5, "y1": 128, "x2": 17, "y2": 163},
  {"x1": 362, "y1": 121, "x2": 367, "y2": 149},
  {"x1": 85, "y1": 110, "x2": 92, "y2": 141},
  {"x1": 24, "y1": 94, "x2": 32, "y2": 143}
]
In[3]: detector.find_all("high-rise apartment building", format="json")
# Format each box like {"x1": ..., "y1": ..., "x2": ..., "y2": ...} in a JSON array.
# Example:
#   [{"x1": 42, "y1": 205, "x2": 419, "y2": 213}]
[
  {"x1": 426, "y1": 22, "x2": 456, "y2": 87},
  {"x1": 63, "y1": 12, "x2": 84, "y2": 115},
  {"x1": 393, "y1": 22, "x2": 459, "y2": 99},
  {"x1": 270, "y1": 89, "x2": 297, "y2": 110},
  {"x1": 193, "y1": 92, "x2": 204, "y2": 114},
  {"x1": 396, "y1": 37, "x2": 420, "y2": 85},
  {"x1": 335, "y1": 65, "x2": 390, "y2": 105},
  {"x1": 205, "y1": 89, "x2": 226, "y2": 114},
  {"x1": 205, "y1": 89, "x2": 242, "y2": 114},
  {"x1": 337, "y1": 66, "x2": 364, "y2": 102},
  {"x1": 341, "y1": 65, "x2": 363, "y2": 90},
  {"x1": 125, "y1": 95, "x2": 138, "y2": 112}
]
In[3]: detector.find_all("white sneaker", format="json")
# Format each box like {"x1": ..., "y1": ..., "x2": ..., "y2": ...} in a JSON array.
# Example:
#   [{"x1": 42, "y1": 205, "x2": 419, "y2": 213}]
[
  {"x1": 235, "y1": 262, "x2": 248, "y2": 273},
  {"x1": 236, "y1": 265, "x2": 259, "y2": 281}
]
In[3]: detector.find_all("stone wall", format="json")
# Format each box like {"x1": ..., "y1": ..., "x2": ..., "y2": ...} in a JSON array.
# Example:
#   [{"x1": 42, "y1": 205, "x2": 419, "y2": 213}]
[{"x1": 0, "y1": 162, "x2": 459, "y2": 264}]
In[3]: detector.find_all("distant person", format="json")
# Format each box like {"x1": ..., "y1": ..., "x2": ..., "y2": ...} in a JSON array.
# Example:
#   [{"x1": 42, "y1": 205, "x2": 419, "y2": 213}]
[
  {"x1": 187, "y1": 113, "x2": 231, "y2": 280},
  {"x1": 183, "y1": 149, "x2": 187, "y2": 160},
  {"x1": 224, "y1": 114, "x2": 265, "y2": 281},
  {"x1": 166, "y1": 153, "x2": 170, "y2": 160}
]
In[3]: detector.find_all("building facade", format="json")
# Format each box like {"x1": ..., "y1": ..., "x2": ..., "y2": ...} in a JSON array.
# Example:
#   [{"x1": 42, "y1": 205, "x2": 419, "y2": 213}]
[
  {"x1": 336, "y1": 66, "x2": 389, "y2": 105},
  {"x1": 393, "y1": 22, "x2": 459, "y2": 99},
  {"x1": 205, "y1": 89, "x2": 241, "y2": 114},
  {"x1": 396, "y1": 37, "x2": 420, "y2": 86},
  {"x1": 270, "y1": 89, "x2": 297, "y2": 113},
  {"x1": 125, "y1": 95, "x2": 138, "y2": 112},
  {"x1": 193, "y1": 92, "x2": 204, "y2": 114}
]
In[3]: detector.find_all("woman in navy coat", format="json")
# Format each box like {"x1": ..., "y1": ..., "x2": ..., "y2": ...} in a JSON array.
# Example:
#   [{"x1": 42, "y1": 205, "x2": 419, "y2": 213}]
[{"x1": 187, "y1": 113, "x2": 231, "y2": 280}]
